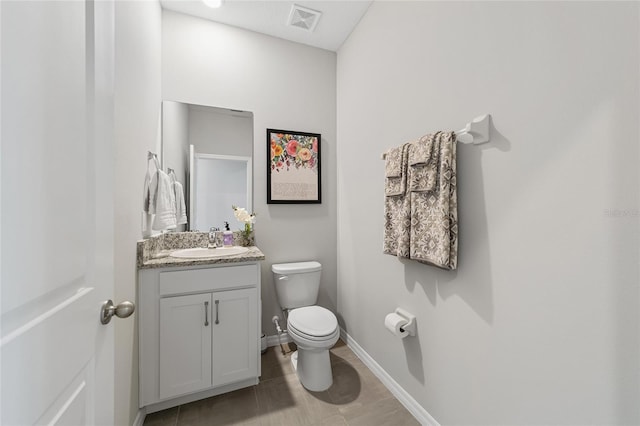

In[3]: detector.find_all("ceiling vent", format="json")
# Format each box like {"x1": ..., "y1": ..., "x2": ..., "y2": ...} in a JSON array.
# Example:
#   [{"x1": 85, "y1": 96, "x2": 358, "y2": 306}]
[{"x1": 287, "y1": 4, "x2": 322, "y2": 32}]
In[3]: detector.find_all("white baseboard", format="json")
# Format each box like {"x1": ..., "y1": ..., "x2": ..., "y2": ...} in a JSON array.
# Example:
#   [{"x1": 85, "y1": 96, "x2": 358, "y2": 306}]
[
  {"x1": 266, "y1": 332, "x2": 292, "y2": 347},
  {"x1": 132, "y1": 408, "x2": 145, "y2": 426},
  {"x1": 340, "y1": 328, "x2": 440, "y2": 426}
]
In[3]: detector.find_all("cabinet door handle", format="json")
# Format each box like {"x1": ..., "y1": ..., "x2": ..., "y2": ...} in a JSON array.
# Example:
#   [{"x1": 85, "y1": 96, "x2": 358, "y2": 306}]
[
  {"x1": 204, "y1": 301, "x2": 209, "y2": 326},
  {"x1": 215, "y1": 300, "x2": 220, "y2": 324}
]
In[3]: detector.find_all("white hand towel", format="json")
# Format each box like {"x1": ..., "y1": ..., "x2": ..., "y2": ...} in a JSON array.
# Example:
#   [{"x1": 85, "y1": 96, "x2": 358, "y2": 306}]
[
  {"x1": 148, "y1": 171, "x2": 159, "y2": 214},
  {"x1": 152, "y1": 170, "x2": 177, "y2": 230},
  {"x1": 174, "y1": 181, "x2": 188, "y2": 225},
  {"x1": 142, "y1": 164, "x2": 158, "y2": 236},
  {"x1": 143, "y1": 171, "x2": 151, "y2": 213},
  {"x1": 144, "y1": 154, "x2": 161, "y2": 213}
]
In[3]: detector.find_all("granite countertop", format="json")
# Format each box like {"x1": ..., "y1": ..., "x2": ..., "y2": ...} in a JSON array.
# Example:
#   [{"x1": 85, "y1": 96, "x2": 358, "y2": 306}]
[
  {"x1": 139, "y1": 246, "x2": 265, "y2": 269},
  {"x1": 137, "y1": 232, "x2": 265, "y2": 269}
]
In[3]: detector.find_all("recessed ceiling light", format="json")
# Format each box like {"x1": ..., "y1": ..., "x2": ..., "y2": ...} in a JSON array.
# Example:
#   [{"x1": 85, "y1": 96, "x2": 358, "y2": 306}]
[{"x1": 202, "y1": 0, "x2": 223, "y2": 8}]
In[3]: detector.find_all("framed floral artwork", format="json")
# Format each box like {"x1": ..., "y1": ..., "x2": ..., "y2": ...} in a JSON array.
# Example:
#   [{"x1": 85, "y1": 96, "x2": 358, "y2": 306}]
[{"x1": 267, "y1": 129, "x2": 321, "y2": 204}]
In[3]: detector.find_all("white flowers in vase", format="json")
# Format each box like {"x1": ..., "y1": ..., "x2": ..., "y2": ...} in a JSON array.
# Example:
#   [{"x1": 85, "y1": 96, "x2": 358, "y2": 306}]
[{"x1": 232, "y1": 206, "x2": 256, "y2": 237}]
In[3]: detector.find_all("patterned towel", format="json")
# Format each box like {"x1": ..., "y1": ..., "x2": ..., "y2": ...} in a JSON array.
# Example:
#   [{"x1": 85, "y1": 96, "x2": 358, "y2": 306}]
[
  {"x1": 383, "y1": 143, "x2": 411, "y2": 257},
  {"x1": 408, "y1": 133, "x2": 438, "y2": 192},
  {"x1": 408, "y1": 131, "x2": 458, "y2": 270},
  {"x1": 383, "y1": 131, "x2": 458, "y2": 270},
  {"x1": 384, "y1": 143, "x2": 409, "y2": 196}
]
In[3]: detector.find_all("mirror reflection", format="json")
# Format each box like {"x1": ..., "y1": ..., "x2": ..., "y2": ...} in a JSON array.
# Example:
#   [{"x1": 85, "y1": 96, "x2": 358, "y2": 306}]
[
  {"x1": 162, "y1": 101, "x2": 254, "y2": 231},
  {"x1": 190, "y1": 152, "x2": 251, "y2": 232}
]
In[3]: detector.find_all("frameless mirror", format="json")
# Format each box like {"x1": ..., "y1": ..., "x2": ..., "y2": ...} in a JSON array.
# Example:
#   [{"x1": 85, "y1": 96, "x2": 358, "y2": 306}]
[{"x1": 162, "y1": 101, "x2": 253, "y2": 231}]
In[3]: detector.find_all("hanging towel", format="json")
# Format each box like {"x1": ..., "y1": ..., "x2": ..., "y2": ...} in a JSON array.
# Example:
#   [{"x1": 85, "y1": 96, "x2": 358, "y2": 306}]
[
  {"x1": 383, "y1": 143, "x2": 411, "y2": 258},
  {"x1": 143, "y1": 155, "x2": 160, "y2": 213},
  {"x1": 143, "y1": 155, "x2": 161, "y2": 236},
  {"x1": 151, "y1": 170, "x2": 177, "y2": 231},
  {"x1": 384, "y1": 143, "x2": 409, "y2": 197},
  {"x1": 143, "y1": 172, "x2": 152, "y2": 213},
  {"x1": 408, "y1": 131, "x2": 458, "y2": 270},
  {"x1": 408, "y1": 133, "x2": 438, "y2": 192},
  {"x1": 174, "y1": 180, "x2": 188, "y2": 225}
]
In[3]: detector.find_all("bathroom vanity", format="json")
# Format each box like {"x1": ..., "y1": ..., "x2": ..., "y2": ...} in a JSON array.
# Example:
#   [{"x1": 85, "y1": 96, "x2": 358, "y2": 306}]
[{"x1": 137, "y1": 233, "x2": 265, "y2": 412}]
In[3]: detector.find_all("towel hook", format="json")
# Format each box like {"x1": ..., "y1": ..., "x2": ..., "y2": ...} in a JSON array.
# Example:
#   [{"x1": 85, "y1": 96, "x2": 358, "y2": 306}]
[{"x1": 147, "y1": 151, "x2": 161, "y2": 169}]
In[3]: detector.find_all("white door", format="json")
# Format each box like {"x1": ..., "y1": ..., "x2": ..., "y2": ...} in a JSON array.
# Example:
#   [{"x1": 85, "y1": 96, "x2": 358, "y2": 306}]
[{"x1": 1, "y1": 1, "x2": 118, "y2": 424}]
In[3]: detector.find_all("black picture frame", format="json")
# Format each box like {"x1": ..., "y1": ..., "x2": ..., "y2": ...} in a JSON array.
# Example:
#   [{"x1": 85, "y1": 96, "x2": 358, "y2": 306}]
[{"x1": 267, "y1": 128, "x2": 321, "y2": 204}]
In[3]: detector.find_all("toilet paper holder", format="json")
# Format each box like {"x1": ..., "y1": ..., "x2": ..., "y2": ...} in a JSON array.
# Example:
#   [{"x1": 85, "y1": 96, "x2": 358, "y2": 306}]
[{"x1": 394, "y1": 308, "x2": 416, "y2": 336}]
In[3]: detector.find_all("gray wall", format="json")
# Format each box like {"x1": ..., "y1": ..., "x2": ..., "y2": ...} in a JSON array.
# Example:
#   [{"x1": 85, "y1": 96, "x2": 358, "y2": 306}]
[
  {"x1": 337, "y1": 2, "x2": 639, "y2": 425},
  {"x1": 189, "y1": 105, "x2": 253, "y2": 158},
  {"x1": 162, "y1": 10, "x2": 338, "y2": 336}
]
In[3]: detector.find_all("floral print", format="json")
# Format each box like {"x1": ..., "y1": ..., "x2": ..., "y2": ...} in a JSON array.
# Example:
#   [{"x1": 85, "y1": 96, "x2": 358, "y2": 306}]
[{"x1": 270, "y1": 132, "x2": 319, "y2": 173}]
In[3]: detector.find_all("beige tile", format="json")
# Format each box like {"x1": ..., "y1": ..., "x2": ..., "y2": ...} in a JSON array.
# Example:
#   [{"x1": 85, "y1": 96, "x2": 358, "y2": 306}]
[
  {"x1": 260, "y1": 346, "x2": 296, "y2": 381},
  {"x1": 311, "y1": 413, "x2": 348, "y2": 425},
  {"x1": 329, "y1": 339, "x2": 359, "y2": 366},
  {"x1": 328, "y1": 360, "x2": 396, "y2": 414},
  {"x1": 177, "y1": 386, "x2": 258, "y2": 426},
  {"x1": 325, "y1": 361, "x2": 364, "y2": 405},
  {"x1": 146, "y1": 342, "x2": 419, "y2": 426},
  {"x1": 144, "y1": 407, "x2": 179, "y2": 426},
  {"x1": 343, "y1": 396, "x2": 420, "y2": 426},
  {"x1": 256, "y1": 373, "x2": 341, "y2": 425}
]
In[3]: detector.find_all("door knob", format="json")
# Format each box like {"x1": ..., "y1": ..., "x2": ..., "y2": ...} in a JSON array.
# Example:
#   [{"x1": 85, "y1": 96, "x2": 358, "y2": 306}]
[{"x1": 100, "y1": 299, "x2": 135, "y2": 324}]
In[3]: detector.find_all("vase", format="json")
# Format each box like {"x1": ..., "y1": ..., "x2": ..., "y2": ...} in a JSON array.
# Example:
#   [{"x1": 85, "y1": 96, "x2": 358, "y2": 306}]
[{"x1": 235, "y1": 229, "x2": 255, "y2": 247}]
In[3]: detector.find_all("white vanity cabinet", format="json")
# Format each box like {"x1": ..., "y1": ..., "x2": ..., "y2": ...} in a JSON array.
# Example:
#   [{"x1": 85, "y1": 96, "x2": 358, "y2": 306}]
[
  {"x1": 138, "y1": 262, "x2": 261, "y2": 412},
  {"x1": 159, "y1": 293, "x2": 212, "y2": 399}
]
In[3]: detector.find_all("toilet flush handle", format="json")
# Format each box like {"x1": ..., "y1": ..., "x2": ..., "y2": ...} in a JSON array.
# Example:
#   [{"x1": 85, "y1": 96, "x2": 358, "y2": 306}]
[{"x1": 278, "y1": 275, "x2": 289, "y2": 281}]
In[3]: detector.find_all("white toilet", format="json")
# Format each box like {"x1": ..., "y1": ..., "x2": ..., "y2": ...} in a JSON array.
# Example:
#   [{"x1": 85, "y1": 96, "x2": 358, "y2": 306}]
[{"x1": 272, "y1": 261, "x2": 339, "y2": 392}]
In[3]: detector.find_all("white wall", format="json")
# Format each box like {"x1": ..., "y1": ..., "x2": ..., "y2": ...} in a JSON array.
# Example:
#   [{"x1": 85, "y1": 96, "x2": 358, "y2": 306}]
[
  {"x1": 337, "y1": 2, "x2": 639, "y2": 425},
  {"x1": 114, "y1": 1, "x2": 162, "y2": 424},
  {"x1": 162, "y1": 11, "x2": 337, "y2": 337}
]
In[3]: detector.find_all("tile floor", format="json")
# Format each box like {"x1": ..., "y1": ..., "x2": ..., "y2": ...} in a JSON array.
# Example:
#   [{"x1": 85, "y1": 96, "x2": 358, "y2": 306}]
[{"x1": 143, "y1": 339, "x2": 419, "y2": 426}]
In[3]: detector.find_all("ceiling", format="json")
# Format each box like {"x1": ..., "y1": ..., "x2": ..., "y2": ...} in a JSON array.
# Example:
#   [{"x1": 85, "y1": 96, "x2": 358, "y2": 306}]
[{"x1": 159, "y1": 0, "x2": 373, "y2": 51}]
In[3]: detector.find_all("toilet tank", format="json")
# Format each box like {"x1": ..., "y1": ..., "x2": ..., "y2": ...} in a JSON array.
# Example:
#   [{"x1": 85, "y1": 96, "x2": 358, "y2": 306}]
[{"x1": 271, "y1": 261, "x2": 322, "y2": 310}]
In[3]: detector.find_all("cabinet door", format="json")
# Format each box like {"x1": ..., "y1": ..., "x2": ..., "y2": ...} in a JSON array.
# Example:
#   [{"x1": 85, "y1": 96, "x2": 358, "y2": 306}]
[
  {"x1": 212, "y1": 288, "x2": 258, "y2": 387},
  {"x1": 159, "y1": 293, "x2": 212, "y2": 399}
]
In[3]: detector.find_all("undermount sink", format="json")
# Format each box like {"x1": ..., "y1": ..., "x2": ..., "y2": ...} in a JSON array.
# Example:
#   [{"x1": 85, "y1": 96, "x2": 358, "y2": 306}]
[{"x1": 170, "y1": 246, "x2": 250, "y2": 259}]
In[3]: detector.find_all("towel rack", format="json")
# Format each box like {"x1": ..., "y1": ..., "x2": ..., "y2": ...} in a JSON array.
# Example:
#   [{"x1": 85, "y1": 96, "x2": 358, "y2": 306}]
[
  {"x1": 147, "y1": 151, "x2": 161, "y2": 169},
  {"x1": 167, "y1": 168, "x2": 177, "y2": 183},
  {"x1": 456, "y1": 114, "x2": 491, "y2": 145},
  {"x1": 380, "y1": 114, "x2": 491, "y2": 159}
]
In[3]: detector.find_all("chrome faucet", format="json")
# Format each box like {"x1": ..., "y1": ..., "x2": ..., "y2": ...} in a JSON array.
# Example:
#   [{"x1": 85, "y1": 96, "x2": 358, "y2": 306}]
[{"x1": 208, "y1": 227, "x2": 221, "y2": 248}]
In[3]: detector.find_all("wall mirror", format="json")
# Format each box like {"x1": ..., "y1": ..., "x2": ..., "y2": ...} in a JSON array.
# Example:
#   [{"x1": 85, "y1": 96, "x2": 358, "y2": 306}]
[{"x1": 162, "y1": 101, "x2": 254, "y2": 231}]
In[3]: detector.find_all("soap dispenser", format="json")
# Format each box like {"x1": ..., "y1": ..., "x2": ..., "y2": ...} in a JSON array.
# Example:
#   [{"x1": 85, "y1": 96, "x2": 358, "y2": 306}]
[{"x1": 223, "y1": 221, "x2": 233, "y2": 247}]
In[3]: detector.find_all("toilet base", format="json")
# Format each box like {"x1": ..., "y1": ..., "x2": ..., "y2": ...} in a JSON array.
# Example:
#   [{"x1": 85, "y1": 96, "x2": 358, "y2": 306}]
[{"x1": 290, "y1": 349, "x2": 333, "y2": 392}]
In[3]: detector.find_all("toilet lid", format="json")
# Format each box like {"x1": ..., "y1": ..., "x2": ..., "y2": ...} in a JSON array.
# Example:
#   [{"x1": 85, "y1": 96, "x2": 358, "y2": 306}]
[{"x1": 288, "y1": 306, "x2": 337, "y2": 338}]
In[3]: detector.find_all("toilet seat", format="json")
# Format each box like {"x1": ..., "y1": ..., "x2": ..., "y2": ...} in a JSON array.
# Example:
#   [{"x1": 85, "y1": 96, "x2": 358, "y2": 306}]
[{"x1": 288, "y1": 306, "x2": 338, "y2": 342}]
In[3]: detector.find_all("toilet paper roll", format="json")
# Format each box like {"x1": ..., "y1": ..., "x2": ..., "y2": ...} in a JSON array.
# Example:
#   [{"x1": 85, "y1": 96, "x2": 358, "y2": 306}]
[{"x1": 384, "y1": 313, "x2": 409, "y2": 338}]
